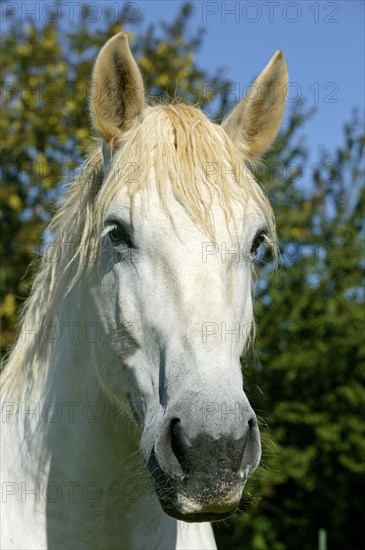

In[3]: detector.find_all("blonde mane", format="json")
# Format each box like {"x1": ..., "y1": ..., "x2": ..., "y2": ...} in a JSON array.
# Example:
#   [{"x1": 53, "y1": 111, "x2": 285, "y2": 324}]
[{"x1": 2, "y1": 103, "x2": 276, "y2": 392}]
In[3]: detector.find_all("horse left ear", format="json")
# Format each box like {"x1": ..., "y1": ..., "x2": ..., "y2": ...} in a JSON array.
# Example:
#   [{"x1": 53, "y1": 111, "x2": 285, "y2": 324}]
[
  {"x1": 90, "y1": 32, "x2": 144, "y2": 146},
  {"x1": 221, "y1": 51, "x2": 288, "y2": 161}
]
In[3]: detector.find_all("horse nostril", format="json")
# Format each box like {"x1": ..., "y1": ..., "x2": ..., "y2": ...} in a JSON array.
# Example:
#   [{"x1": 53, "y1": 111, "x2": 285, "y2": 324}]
[
  {"x1": 239, "y1": 414, "x2": 261, "y2": 479},
  {"x1": 248, "y1": 417, "x2": 255, "y2": 431},
  {"x1": 170, "y1": 418, "x2": 186, "y2": 474}
]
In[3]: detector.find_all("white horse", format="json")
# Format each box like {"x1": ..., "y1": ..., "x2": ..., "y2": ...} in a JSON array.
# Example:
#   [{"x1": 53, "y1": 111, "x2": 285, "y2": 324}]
[{"x1": 1, "y1": 33, "x2": 287, "y2": 549}]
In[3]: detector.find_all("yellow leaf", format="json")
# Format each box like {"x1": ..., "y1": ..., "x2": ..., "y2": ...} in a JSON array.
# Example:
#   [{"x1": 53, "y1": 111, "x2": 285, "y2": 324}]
[
  {"x1": 8, "y1": 194, "x2": 22, "y2": 211},
  {"x1": 0, "y1": 294, "x2": 17, "y2": 318}
]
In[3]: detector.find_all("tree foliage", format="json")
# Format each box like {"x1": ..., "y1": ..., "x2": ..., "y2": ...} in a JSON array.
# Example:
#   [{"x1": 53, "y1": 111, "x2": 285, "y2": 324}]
[{"x1": 1, "y1": 3, "x2": 364, "y2": 549}]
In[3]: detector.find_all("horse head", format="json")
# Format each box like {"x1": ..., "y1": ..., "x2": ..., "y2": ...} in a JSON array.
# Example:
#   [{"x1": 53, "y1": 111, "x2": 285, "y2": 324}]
[{"x1": 89, "y1": 33, "x2": 287, "y2": 522}]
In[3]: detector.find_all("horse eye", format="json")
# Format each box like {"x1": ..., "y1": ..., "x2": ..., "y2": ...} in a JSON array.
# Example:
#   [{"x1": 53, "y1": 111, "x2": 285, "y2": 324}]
[
  {"x1": 109, "y1": 225, "x2": 134, "y2": 248},
  {"x1": 250, "y1": 231, "x2": 266, "y2": 256}
]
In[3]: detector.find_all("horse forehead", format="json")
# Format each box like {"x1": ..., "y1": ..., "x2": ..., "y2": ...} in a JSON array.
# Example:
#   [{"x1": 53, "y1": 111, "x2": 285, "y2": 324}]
[{"x1": 112, "y1": 184, "x2": 249, "y2": 242}]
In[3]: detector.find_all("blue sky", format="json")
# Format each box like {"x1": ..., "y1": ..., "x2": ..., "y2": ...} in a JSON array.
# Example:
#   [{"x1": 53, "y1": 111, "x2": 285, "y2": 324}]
[
  {"x1": 2, "y1": 0, "x2": 363, "y2": 165},
  {"x1": 133, "y1": 0, "x2": 364, "y2": 163}
]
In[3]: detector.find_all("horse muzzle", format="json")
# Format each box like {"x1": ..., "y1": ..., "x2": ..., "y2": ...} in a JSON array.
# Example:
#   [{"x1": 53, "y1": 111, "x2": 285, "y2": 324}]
[{"x1": 147, "y1": 400, "x2": 261, "y2": 522}]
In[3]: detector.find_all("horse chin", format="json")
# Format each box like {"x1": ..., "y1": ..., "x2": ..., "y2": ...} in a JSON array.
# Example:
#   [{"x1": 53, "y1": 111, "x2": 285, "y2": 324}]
[
  {"x1": 152, "y1": 474, "x2": 242, "y2": 523},
  {"x1": 147, "y1": 449, "x2": 243, "y2": 522},
  {"x1": 158, "y1": 498, "x2": 238, "y2": 523}
]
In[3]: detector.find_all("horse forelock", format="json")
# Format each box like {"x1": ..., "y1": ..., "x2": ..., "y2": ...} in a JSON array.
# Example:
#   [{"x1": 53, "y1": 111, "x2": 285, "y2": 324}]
[{"x1": 97, "y1": 103, "x2": 277, "y2": 240}]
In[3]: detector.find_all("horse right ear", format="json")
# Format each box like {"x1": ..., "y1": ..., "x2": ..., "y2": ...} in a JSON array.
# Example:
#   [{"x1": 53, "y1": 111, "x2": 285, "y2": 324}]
[{"x1": 90, "y1": 33, "x2": 145, "y2": 146}]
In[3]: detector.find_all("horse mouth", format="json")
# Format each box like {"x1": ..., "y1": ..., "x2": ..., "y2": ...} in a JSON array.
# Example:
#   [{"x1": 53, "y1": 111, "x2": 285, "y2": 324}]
[
  {"x1": 159, "y1": 498, "x2": 238, "y2": 522},
  {"x1": 148, "y1": 448, "x2": 243, "y2": 522}
]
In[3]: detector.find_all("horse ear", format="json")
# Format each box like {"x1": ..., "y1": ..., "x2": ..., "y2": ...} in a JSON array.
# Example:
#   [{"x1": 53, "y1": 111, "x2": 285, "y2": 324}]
[
  {"x1": 221, "y1": 51, "x2": 288, "y2": 161},
  {"x1": 90, "y1": 32, "x2": 144, "y2": 145}
]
